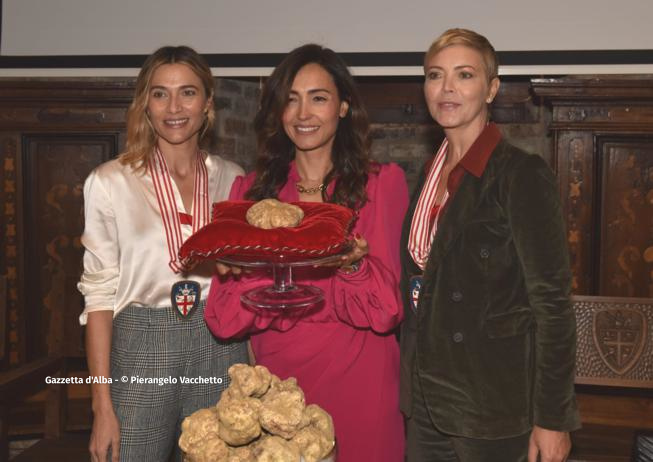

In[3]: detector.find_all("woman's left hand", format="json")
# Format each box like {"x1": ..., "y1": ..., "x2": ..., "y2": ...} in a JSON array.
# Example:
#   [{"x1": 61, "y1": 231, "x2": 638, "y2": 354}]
[
  {"x1": 528, "y1": 426, "x2": 571, "y2": 462},
  {"x1": 319, "y1": 234, "x2": 369, "y2": 272}
]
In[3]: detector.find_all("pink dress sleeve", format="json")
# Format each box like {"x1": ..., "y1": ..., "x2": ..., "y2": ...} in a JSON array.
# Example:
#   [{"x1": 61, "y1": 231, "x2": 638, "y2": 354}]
[
  {"x1": 205, "y1": 271, "x2": 302, "y2": 339},
  {"x1": 228, "y1": 174, "x2": 249, "y2": 200},
  {"x1": 330, "y1": 163, "x2": 409, "y2": 333}
]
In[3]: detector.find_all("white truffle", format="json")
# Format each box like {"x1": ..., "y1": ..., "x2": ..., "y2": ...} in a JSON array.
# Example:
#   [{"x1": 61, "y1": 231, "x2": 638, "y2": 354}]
[{"x1": 246, "y1": 199, "x2": 304, "y2": 229}]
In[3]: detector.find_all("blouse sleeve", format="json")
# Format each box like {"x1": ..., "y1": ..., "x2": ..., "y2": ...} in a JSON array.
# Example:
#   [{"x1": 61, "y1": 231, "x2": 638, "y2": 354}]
[
  {"x1": 77, "y1": 168, "x2": 120, "y2": 325},
  {"x1": 330, "y1": 163, "x2": 409, "y2": 333}
]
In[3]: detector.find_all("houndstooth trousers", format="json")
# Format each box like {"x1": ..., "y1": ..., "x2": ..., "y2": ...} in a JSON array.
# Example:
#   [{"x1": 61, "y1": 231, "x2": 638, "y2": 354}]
[{"x1": 108, "y1": 302, "x2": 248, "y2": 461}]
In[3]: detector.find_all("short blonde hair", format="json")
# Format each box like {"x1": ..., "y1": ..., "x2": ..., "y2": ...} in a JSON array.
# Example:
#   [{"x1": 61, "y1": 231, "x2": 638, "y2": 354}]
[
  {"x1": 424, "y1": 28, "x2": 499, "y2": 81},
  {"x1": 120, "y1": 46, "x2": 216, "y2": 170}
]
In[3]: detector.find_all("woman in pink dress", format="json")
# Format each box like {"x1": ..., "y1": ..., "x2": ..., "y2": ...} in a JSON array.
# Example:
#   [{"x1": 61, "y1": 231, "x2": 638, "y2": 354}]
[{"x1": 204, "y1": 44, "x2": 407, "y2": 461}]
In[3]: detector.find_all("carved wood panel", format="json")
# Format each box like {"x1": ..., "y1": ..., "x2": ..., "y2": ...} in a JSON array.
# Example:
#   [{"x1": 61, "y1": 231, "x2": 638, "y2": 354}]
[
  {"x1": 553, "y1": 105, "x2": 653, "y2": 126},
  {"x1": 599, "y1": 138, "x2": 653, "y2": 297},
  {"x1": 555, "y1": 130, "x2": 595, "y2": 294},
  {"x1": 574, "y1": 295, "x2": 653, "y2": 387},
  {"x1": 533, "y1": 77, "x2": 653, "y2": 297},
  {"x1": 1, "y1": 135, "x2": 20, "y2": 365},
  {"x1": 22, "y1": 134, "x2": 117, "y2": 359},
  {"x1": 0, "y1": 80, "x2": 134, "y2": 363}
]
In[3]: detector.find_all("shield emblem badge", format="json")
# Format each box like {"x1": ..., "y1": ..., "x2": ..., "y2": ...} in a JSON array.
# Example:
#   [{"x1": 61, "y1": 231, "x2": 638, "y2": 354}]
[
  {"x1": 171, "y1": 280, "x2": 201, "y2": 320},
  {"x1": 409, "y1": 276, "x2": 423, "y2": 314},
  {"x1": 592, "y1": 308, "x2": 646, "y2": 375}
]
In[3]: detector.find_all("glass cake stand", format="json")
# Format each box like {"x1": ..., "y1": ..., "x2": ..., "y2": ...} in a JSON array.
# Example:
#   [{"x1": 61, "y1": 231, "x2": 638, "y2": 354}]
[{"x1": 217, "y1": 250, "x2": 348, "y2": 311}]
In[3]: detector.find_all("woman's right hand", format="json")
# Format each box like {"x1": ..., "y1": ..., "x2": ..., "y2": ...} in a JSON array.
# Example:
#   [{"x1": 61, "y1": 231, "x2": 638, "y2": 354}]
[
  {"x1": 215, "y1": 262, "x2": 243, "y2": 276},
  {"x1": 89, "y1": 404, "x2": 120, "y2": 462},
  {"x1": 85, "y1": 311, "x2": 118, "y2": 462}
]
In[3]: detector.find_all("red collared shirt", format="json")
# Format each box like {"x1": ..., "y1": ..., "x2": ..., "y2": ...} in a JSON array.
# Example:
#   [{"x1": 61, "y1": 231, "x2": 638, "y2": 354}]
[{"x1": 428, "y1": 123, "x2": 502, "y2": 230}]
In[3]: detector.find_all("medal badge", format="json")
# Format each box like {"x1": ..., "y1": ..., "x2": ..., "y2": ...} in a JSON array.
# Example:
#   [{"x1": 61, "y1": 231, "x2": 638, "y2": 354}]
[
  {"x1": 171, "y1": 280, "x2": 201, "y2": 319},
  {"x1": 409, "y1": 275, "x2": 422, "y2": 314}
]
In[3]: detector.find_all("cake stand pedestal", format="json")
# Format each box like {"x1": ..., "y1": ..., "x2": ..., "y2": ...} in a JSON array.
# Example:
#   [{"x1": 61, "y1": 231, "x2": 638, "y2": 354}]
[{"x1": 217, "y1": 252, "x2": 346, "y2": 311}]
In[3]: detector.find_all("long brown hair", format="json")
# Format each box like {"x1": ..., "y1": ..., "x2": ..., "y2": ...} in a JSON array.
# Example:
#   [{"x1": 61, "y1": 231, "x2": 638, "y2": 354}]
[
  {"x1": 246, "y1": 44, "x2": 372, "y2": 210},
  {"x1": 119, "y1": 46, "x2": 216, "y2": 170}
]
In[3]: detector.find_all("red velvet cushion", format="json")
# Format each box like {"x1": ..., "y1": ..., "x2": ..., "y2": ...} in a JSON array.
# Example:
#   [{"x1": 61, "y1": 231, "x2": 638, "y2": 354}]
[{"x1": 179, "y1": 200, "x2": 354, "y2": 263}]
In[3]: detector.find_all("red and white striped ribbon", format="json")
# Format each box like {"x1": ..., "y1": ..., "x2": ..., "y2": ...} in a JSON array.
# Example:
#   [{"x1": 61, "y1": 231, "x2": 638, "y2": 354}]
[
  {"x1": 148, "y1": 148, "x2": 209, "y2": 273},
  {"x1": 408, "y1": 138, "x2": 449, "y2": 271}
]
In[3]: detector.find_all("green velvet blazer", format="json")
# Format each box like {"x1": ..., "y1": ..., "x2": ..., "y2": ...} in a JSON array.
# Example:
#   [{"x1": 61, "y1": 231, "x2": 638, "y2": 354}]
[{"x1": 399, "y1": 140, "x2": 580, "y2": 439}]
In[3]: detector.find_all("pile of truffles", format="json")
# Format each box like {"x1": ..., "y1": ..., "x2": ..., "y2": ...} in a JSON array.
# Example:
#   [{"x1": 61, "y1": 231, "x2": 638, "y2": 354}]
[
  {"x1": 179, "y1": 364, "x2": 335, "y2": 462},
  {"x1": 246, "y1": 199, "x2": 305, "y2": 229}
]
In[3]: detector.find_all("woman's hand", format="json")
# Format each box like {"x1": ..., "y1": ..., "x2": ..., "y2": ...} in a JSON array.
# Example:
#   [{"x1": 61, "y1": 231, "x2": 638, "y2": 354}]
[
  {"x1": 320, "y1": 234, "x2": 369, "y2": 272},
  {"x1": 341, "y1": 234, "x2": 369, "y2": 270},
  {"x1": 85, "y1": 311, "x2": 118, "y2": 462},
  {"x1": 89, "y1": 405, "x2": 120, "y2": 462},
  {"x1": 528, "y1": 426, "x2": 571, "y2": 462},
  {"x1": 215, "y1": 262, "x2": 243, "y2": 276}
]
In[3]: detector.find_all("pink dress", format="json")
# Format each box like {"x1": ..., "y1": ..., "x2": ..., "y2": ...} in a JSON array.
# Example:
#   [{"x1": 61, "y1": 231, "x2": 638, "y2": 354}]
[{"x1": 205, "y1": 162, "x2": 408, "y2": 461}]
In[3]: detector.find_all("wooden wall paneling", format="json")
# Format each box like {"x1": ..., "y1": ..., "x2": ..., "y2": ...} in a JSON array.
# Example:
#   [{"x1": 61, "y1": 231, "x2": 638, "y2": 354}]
[
  {"x1": 358, "y1": 80, "x2": 431, "y2": 125},
  {"x1": 573, "y1": 296, "x2": 653, "y2": 387},
  {"x1": 575, "y1": 391, "x2": 653, "y2": 428},
  {"x1": 533, "y1": 77, "x2": 653, "y2": 297},
  {"x1": 0, "y1": 79, "x2": 134, "y2": 364},
  {"x1": 22, "y1": 134, "x2": 118, "y2": 360},
  {"x1": 0, "y1": 80, "x2": 134, "y2": 131},
  {"x1": 533, "y1": 78, "x2": 653, "y2": 460},
  {"x1": 491, "y1": 80, "x2": 541, "y2": 125},
  {"x1": 1, "y1": 134, "x2": 22, "y2": 365},
  {"x1": 555, "y1": 130, "x2": 596, "y2": 294},
  {"x1": 598, "y1": 137, "x2": 653, "y2": 297},
  {"x1": 0, "y1": 275, "x2": 6, "y2": 370}
]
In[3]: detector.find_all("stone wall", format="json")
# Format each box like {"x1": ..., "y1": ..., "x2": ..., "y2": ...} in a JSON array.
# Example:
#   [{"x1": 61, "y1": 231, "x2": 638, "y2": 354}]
[{"x1": 213, "y1": 78, "x2": 261, "y2": 172}]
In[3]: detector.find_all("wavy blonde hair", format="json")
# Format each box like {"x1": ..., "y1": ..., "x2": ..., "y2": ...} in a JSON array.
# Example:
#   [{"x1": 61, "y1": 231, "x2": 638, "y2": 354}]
[{"x1": 119, "y1": 46, "x2": 216, "y2": 170}]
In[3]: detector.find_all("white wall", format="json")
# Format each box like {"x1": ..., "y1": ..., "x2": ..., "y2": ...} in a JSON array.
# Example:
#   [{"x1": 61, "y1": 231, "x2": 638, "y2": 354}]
[{"x1": 2, "y1": 0, "x2": 652, "y2": 76}]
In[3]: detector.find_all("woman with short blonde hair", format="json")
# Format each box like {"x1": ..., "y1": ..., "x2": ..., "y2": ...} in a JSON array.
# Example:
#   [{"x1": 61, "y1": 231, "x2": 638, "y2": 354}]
[{"x1": 400, "y1": 28, "x2": 579, "y2": 462}]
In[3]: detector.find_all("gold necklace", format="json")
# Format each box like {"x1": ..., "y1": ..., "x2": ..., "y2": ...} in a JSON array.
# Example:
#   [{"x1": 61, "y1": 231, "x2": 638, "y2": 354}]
[{"x1": 296, "y1": 183, "x2": 326, "y2": 194}]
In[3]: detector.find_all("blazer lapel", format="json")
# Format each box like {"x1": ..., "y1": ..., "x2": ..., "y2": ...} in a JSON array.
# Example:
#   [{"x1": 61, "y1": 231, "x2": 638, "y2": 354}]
[
  {"x1": 424, "y1": 148, "x2": 503, "y2": 277},
  {"x1": 424, "y1": 174, "x2": 484, "y2": 276}
]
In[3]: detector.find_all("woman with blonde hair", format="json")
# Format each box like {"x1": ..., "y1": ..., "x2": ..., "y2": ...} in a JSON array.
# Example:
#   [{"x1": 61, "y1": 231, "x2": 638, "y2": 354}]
[
  {"x1": 400, "y1": 29, "x2": 579, "y2": 461},
  {"x1": 78, "y1": 46, "x2": 248, "y2": 462}
]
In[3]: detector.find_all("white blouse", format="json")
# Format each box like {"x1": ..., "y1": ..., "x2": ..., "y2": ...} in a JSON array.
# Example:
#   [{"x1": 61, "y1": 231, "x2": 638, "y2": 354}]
[{"x1": 77, "y1": 154, "x2": 244, "y2": 325}]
